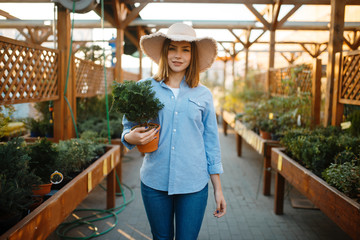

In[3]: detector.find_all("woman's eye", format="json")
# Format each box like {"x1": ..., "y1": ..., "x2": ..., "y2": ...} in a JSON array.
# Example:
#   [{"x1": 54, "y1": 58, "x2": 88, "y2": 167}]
[
  {"x1": 169, "y1": 47, "x2": 175, "y2": 51},
  {"x1": 183, "y1": 49, "x2": 190, "y2": 52}
]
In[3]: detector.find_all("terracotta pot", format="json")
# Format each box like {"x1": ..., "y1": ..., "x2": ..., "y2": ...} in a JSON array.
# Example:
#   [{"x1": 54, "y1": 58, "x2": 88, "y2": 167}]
[
  {"x1": 32, "y1": 183, "x2": 53, "y2": 196},
  {"x1": 259, "y1": 130, "x2": 272, "y2": 140},
  {"x1": 134, "y1": 123, "x2": 161, "y2": 153}
]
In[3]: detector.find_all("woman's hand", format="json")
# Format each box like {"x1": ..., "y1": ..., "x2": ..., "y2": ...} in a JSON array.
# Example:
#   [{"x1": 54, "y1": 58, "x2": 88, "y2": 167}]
[
  {"x1": 210, "y1": 174, "x2": 226, "y2": 218},
  {"x1": 124, "y1": 126, "x2": 158, "y2": 145},
  {"x1": 213, "y1": 190, "x2": 226, "y2": 218}
]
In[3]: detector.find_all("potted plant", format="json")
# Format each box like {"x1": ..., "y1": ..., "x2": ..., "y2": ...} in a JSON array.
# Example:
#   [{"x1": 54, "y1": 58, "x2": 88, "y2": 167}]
[
  {"x1": 27, "y1": 138, "x2": 58, "y2": 196},
  {"x1": 0, "y1": 138, "x2": 41, "y2": 234},
  {"x1": 111, "y1": 80, "x2": 164, "y2": 153}
]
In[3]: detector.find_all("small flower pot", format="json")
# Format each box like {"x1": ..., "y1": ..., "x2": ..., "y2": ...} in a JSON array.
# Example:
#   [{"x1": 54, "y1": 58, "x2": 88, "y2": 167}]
[
  {"x1": 32, "y1": 183, "x2": 53, "y2": 196},
  {"x1": 259, "y1": 129, "x2": 272, "y2": 140},
  {"x1": 133, "y1": 123, "x2": 160, "y2": 153}
]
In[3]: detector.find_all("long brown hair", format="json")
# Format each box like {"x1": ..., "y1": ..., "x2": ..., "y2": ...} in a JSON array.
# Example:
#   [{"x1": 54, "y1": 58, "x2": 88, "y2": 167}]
[{"x1": 153, "y1": 39, "x2": 200, "y2": 88}]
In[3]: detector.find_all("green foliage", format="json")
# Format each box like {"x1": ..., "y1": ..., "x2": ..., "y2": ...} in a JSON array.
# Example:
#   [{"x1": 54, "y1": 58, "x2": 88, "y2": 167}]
[
  {"x1": 111, "y1": 80, "x2": 164, "y2": 125},
  {"x1": 27, "y1": 138, "x2": 58, "y2": 184},
  {"x1": 78, "y1": 117, "x2": 123, "y2": 139},
  {"x1": 281, "y1": 127, "x2": 360, "y2": 177},
  {"x1": 241, "y1": 93, "x2": 311, "y2": 135},
  {"x1": 80, "y1": 130, "x2": 107, "y2": 144},
  {"x1": 55, "y1": 139, "x2": 105, "y2": 179},
  {"x1": 347, "y1": 110, "x2": 360, "y2": 137},
  {"x1": 322, "y1": 161, "x2": 360, "y2": 199},
  {"x1": 0, "y1": 138, "x2": 40, "y2": 215}
]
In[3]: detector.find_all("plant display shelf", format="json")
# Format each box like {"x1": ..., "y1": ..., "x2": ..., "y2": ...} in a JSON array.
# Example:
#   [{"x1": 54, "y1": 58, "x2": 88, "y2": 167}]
[
  {"x1": 222, "y1": 110, "x2": 280, "y2": 196},
  {"x1": 1, "y1": 145, "x2": 121, "y2": 240},
  {"x1": 271, "y1": 148, "x2": 360, "y2": 240}
]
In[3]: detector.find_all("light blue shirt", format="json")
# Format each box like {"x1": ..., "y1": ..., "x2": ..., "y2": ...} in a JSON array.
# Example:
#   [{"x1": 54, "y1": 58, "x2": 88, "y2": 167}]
[{"x1": 121, "y1": 77, "x2": 223, "y2": 195}]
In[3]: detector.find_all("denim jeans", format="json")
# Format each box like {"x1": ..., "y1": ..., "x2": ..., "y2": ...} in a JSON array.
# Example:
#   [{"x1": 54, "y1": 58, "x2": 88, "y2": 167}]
[{"x1": 141, "y1": 182, "x2": 208, "y2": 240}]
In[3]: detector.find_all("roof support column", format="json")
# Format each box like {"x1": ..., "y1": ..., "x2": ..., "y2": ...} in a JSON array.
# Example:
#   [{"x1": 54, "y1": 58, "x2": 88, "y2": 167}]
[
  {"x1": 324, "y1": 0, "x2": 345, "y2": 126},
  {"x1": 54, "y1": 5, "x2": 76, "y2": 141}
]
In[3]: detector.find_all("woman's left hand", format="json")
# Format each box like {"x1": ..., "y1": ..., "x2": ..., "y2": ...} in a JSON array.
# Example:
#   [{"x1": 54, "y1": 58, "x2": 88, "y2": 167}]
[{"x1": 213, "y1": 190, "x2": 226, "y2": 218}]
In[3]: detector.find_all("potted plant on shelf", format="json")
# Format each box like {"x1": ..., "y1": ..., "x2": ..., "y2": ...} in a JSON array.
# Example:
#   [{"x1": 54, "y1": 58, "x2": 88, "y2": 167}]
[
  {"x1": 27, "y1": 138, "x2": 58, "y2": 196},
  {"x1": 111, "y1": 80, "x2": 164, "y2": 153},
  {"x1": 0, "y1": 138, "x2": 41, "y2": 234}
]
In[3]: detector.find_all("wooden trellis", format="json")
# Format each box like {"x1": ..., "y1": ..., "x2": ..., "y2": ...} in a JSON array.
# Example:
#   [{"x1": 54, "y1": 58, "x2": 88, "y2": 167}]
[
  {"x1": 75, "y1": 58, "x2": 115, "y2": 98},
  {"x1": 267, "y1": 60, "x2": 322, "y2": 126},
  {"x1": 0, "y1": 36, "x2": 59, "y2": 105},
  {"x1": 269, "y1": 64, "x2": 313, "y2": 96},
  {"x1": 332, "y1": 50, "x2": 360, "y2": 125}
]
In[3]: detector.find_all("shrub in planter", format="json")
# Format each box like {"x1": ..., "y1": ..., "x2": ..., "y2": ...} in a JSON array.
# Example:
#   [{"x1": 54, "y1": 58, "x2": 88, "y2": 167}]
[
  {"x1": 347, "y1": 110, "x2": 360, "y2": 137},
  {"x1": 111, "y1": 80, "x2": 164, "y2": 153},
  {"x1": 322, "y1": 161, "x2": 360, "y2": 200},
  {"x1": 0, "y1": 138, "x2": 41, "y2": 234},
  {"x1": 281, "y1": 127, "x2": 360, "y2": 177},
  {"x1": 54, "y1": 139, "x2": 105, "y2": 181},
  {"x1": 27, "y1": 138, "x2": 58, "y2": 195}
]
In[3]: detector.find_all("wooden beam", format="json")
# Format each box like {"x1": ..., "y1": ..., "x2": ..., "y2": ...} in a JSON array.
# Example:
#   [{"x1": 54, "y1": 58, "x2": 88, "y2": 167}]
[
  {"x1": 121, "y1": 0, "x2": 360, "y2": 5},
  {"x1": 124, "y1": 30, "x2": 139, "y2": 48},
  {"x1": 277, "y1": 4, "x2": 302, "y2": 28},
  {"x1": 271, "y1": 0, "x2": 282, "y2": 30},
  {"x1": 122, "y1": 2, "x2": 149, "y2": 29},
  {"x1": 245, "y1": 4, "x2": 271, "y2": 30},
  {"x1": 324, "y1": 0, "x2": 345, "y2": 126},
  {"x1": 228, "y1": 29, "x2": 245, "y2": 46}
]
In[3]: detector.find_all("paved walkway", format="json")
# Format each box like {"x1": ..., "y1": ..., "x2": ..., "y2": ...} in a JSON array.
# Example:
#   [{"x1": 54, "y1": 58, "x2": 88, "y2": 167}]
[{"x1": 47, "y1": 127, "x2": 351, "y2": 240}]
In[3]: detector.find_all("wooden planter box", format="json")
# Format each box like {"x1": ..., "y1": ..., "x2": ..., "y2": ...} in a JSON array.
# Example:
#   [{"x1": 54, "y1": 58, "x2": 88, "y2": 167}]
[
  {"x1": 222, "y1": 110, "x2": 280, "y2": 196},
  {"x1": 1, "y1": 145, "x2": 121, "y2": 240},
  {"x1": 271, "y1": 148, "x2": 360, "y2": 240}
]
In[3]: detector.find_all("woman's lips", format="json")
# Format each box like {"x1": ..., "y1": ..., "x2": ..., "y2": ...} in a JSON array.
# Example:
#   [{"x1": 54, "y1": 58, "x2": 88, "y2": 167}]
[{"x1": 172, "y1": 61, "x2": 182, "y2": 66}]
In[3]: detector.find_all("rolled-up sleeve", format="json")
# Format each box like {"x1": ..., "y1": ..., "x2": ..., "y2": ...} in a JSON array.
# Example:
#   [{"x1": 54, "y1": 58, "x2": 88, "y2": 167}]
[
  {"x1": 121, "y1": 115, "x2": 137, "y2": 150},
  {"x1": 203, "y1": 93, "x2": 223, "y2": 175}
]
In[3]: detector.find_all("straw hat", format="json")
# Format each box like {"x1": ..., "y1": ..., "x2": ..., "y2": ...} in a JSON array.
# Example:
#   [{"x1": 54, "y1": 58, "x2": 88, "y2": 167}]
[{"x1": 140, "y1": 23, "x2": 218, "y2": 72}]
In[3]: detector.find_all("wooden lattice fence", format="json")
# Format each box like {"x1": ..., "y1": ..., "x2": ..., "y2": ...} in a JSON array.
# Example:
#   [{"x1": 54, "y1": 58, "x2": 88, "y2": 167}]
[
  {"x1": 75, "y1": 58, "x2": 115, "y2": 98},
  {"x1": 332, "y1": 50, "x2": 360, "y2": 125},
  {"x1": 269, "y1": 64, "x2": 313, "y2": 96},
  {"x1": 338, "y1": 50, "x2": 360, "y2": 105},
  {"x1": 0, "y1": 36, "x2": 59, "y2": 104}
]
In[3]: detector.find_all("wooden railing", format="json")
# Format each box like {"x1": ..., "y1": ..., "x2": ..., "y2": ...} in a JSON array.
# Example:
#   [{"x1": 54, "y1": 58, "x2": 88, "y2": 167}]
[
  {"x1": 0, "y1": 36, "x2": 59, "y2": 104},
  {"x1": 332, "y1": 50, "x2": 360, "y2": 125}
]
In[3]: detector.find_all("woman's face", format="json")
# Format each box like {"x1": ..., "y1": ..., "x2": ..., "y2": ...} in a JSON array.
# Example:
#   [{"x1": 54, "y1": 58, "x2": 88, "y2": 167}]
[{"x1": 167, "y1": 41, "x2": 191, "y2": 74}]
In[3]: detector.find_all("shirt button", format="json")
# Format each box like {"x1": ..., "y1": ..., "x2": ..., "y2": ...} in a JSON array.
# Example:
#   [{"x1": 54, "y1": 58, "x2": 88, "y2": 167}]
[
  {"x1": 171, "y1": 96, "x2": 174, "y2": 99},
  {"x1": 175, "y1": 112, "x2": 178, "y2": 115},
  {"x1": 173, "y1": 129, "x2": 176, "y2": 132},
  {"x1": 172, "y1": 146, "x2": 175, "y2": 150}
]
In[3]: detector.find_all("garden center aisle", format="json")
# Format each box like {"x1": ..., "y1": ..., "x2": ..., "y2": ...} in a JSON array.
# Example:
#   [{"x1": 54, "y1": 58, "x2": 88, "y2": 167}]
[{"x1": 47, "y1": 127, "x2": 351, "y2": 240}]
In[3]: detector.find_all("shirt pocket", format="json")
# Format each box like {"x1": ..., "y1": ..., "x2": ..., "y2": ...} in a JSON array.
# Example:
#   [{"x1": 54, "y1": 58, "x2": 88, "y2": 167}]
[{"x1": 188, "y1": 97, "x2": 205, "y2": 121}]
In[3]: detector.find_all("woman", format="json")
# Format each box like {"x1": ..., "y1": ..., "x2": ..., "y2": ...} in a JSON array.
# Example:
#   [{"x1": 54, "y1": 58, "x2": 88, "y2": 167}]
[{"x1": 121, "y1": 23, "x2": 226, "y2": 240}]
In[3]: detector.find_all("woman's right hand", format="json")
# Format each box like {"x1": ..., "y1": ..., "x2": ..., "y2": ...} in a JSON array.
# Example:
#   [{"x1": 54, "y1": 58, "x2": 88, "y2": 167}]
[{"x1": 124, "y1": 127, "x2": 158, "y2": 145}]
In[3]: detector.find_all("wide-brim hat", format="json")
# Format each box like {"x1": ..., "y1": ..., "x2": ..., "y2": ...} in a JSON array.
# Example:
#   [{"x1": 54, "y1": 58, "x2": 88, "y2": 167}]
[{"x1": 140, "y1": 23, "x2": 218, "y2": 72}]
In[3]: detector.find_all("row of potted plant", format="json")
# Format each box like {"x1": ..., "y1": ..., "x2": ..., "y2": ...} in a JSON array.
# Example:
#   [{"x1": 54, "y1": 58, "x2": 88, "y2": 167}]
[
  {"x1": 280, "y1": 126, "x2": 360, "y2": 201},
  {"x1": 0, "y1": 137, "x2": 106, "y2": 234},
  {"x1": 237, "y1": 93, "x2": 311, "y2": 140}
]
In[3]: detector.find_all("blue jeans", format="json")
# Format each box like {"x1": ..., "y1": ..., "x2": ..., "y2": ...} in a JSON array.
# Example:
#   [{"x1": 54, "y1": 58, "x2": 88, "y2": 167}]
[{"x1": 141, "y1": 182, "x2": 208, "y2": 240}]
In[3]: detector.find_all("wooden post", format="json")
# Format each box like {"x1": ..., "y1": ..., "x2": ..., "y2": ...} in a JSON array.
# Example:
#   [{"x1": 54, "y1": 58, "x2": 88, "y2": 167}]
[
  {"x1": 115, "y1": 28, "x2": 124, "y2": 83},
  {"x1": 222, "y1": 117, "x2": 228, "y2": 136},
  {"x1": 324, "y1": 0, "x2": 345, "y2": 126},
  {"x1": 263, "y1": 145, "x2": 272, "y2": 196},
  {"x1": 244, "y1": 46, "x2": 249, "y2": 84},
  {"x1": 331, "y1": 52, "x2": 344, "y2": 126},
  {"x1": 107, "y1": 168, "x2": 116, "y2": 209},
  {"x1": 311, "y1": 58, "x2": 322, "y2": 127},
  {"x1": 266, "y1": 30, "x2": 276, "y2": 93},
  {"x1": 274, "y1": 171, "x2": 285, "y2": 215},
  {"x1": 54, "y1": 6, "x2": 76, "y2": 141},
  {"x1": 236, "y1": 133, "x2": 242, "y2": 156}
]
